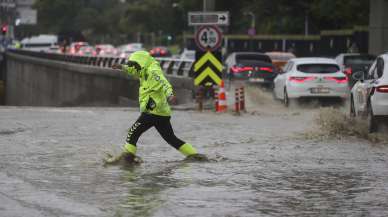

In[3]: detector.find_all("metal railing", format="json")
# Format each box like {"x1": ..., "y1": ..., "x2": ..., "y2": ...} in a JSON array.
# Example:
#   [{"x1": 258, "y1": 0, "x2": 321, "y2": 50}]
[{"x1": 7, "y1": 49, "x2": 195, "y2": 77}]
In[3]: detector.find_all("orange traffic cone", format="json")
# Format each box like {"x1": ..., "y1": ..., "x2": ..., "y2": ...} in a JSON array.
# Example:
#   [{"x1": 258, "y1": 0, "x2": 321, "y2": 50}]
[{"x1": 217, "y1": 80, "x2": 227, "y2": 112}]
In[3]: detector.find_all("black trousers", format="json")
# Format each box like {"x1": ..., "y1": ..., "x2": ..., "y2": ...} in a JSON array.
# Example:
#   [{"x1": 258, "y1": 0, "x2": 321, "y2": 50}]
[{"x1": 126, "y1": 113, "x2": 185, "y2": 150}]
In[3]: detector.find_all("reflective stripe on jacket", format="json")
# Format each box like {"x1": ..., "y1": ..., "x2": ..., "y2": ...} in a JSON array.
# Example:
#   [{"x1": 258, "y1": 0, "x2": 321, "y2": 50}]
[{"x1": 123, "y1": 51, "x2": 173, "y2": 116}]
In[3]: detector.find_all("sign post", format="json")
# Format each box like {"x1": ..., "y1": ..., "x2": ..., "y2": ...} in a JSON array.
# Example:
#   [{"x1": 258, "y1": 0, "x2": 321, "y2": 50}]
[
  {"x1": 193, "y1": 25, "x2": 223, "y2": 86},
  {"x1": 189, "y1": 11, "x2": 229, "y2": 111}
]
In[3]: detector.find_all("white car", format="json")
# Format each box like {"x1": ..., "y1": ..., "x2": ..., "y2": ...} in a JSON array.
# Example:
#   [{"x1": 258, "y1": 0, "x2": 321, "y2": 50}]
[
  {"x1": 21, "y1": 34, "x2": 58, "y2": 52},
  {"x1": 273, "y1": 58, "x2": 349, "y2": 106},
  {"x1": 179, "y1": 49, "x2": 195, "y2": 61},
  {"x1": 350, "y1": 54, "x2": 388, "y2": 132}
]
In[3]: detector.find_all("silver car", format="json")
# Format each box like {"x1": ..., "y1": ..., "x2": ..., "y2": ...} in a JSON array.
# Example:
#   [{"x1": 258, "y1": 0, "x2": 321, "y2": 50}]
[
  {"x1": 350, "y1": 54, "x2": 388, "y2": 132},
  {"x1": 273, "y1": 58, "x2": 349, "y2": 106}
]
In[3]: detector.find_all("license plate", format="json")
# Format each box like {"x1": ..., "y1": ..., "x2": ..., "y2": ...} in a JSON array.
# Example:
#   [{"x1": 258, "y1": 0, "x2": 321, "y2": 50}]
[
  {"x1": 249, "y1": 78, "x2": 264, "y2": 82},
  {"x1": 311, "y1": 87, "x2": 330, "y2": 93}
]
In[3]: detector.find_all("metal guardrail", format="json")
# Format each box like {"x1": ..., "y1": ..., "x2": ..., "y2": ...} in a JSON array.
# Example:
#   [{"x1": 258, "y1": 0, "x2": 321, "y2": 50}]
[{"x1": 7, "y1": 49, "x2": 195, "y2": 78}]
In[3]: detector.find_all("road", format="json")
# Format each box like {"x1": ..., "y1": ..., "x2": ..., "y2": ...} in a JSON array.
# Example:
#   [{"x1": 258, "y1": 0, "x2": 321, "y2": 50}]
[{"x1": 1, "y1": 87, "x2": 388, "y2": 217}]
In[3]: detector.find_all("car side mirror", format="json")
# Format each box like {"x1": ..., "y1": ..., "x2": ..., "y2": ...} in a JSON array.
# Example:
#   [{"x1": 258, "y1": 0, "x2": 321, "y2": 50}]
[{"x1": 352, "y1": 71, "x2": 365, "y2": 82}]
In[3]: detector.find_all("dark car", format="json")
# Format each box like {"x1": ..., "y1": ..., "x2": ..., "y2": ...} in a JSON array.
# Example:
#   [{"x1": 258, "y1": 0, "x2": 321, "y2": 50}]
[
  {"x1": 149, "y1": 46, "x2": 171, "y2": 57},
  {"x1": 224, "y1": 52, "x2": 276, "y2": 85},
  {"x1": 335, "y1": 53, "x2": 376, "y2": 87}
]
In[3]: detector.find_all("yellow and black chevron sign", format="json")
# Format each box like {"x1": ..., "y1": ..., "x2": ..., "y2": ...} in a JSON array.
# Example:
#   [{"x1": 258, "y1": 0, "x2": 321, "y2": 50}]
[{"x1": 194, "y1": 51, "x2": 223, "y2": 86}]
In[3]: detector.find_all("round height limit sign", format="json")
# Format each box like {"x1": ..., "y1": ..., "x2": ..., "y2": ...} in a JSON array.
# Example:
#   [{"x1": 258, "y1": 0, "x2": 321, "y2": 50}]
[{"x1": 195, "y1": 25, "x2": 222, "y2": 51}]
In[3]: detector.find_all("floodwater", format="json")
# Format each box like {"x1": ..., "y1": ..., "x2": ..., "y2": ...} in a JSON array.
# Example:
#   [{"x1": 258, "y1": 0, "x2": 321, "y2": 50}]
[{"x1": 1, "y1": 88, "x2": 388, "y2": 217}]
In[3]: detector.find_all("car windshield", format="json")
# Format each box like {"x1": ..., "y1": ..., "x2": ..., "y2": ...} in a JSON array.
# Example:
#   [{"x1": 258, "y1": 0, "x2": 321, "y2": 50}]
[
  {"x1": 236, "y1": 54, "x2": 272, "y2": 63},
  {"x1": 297, "y1": 64, "x2": 340, "y2": 73},
  {"x1": 344, "y1": 55, "x2": 375, "y2": 66}
]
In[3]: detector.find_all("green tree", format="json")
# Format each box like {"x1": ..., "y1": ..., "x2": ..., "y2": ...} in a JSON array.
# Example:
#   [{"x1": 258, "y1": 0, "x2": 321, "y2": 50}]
[{"x1": 32, "y1": 0, "x2": 370, "y2": 43}]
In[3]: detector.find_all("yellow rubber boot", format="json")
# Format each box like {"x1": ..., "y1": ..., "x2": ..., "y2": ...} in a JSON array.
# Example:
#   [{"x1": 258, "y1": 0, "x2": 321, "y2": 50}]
[
  {"x1": 103, "y1": 143, "x2": 140, "y2": 165},
  {"x1": 179, "y1": 143, "x2": 197, "y2": 156},
  {"x1": 124, "y1": 143, "x2": 137, "y2": 155}
]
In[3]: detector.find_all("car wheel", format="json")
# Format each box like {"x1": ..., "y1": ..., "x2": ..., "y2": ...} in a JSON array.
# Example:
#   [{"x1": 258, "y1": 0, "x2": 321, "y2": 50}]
[
  {"x1": 350, "y1": 95, "x2": 356, "y2": 118},
  {"x1": 283, "y1": 89, "x2": 289, "y2": 107},
  {"x1": 367, "y1": 104, "x2": 378, "y2": 133}
]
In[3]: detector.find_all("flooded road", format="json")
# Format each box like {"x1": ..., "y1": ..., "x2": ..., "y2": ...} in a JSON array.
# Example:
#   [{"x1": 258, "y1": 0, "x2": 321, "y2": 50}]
[{"x1": 1, "y1": 88, "x2": 388, "y2": 216}]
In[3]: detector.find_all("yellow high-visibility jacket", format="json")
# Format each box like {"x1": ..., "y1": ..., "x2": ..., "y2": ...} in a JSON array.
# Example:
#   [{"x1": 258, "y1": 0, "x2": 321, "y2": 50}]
[{"x1": 123, "y1": 51, "x2": 173, "y2": 116}]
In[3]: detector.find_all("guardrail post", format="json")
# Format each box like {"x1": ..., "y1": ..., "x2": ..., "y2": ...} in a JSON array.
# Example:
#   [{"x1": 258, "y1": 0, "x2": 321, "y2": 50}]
[
  {"x1": 159, "y1": 60, "x2": 166, "y2": 68},
  {"x1": 120, "y1": 58, "x2": 126, "y2": 64},
  {"x1": 177, "y1": 61, "x2": 184, "y2": 76},
  {"x1": 91, "y1": 57, "x2": 97, "y2": 66},
  {"x1": 86, "y1": 56, "x2": 92, "y2": 65},
  {"x1": 107, "y1": 57, "x2": 115, "y2": 68},
  {"x1": 167, "y1": 61, "x2": 174, "y2": 75},
  {"x1": 76, "y1": 56, "x2": 81, "y2": 63},
  {"x1": 183, "y1": 62, "x2": 190, "y2": 77},
  {"x1": 102, "y1": 58, "x2": 107, "y2": 67}
]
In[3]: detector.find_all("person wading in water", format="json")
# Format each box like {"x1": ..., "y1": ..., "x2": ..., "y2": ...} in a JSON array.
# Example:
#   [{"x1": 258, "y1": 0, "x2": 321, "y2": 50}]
[{"x1": 105, "y1": 51, "x2": 207, "y2": 165}]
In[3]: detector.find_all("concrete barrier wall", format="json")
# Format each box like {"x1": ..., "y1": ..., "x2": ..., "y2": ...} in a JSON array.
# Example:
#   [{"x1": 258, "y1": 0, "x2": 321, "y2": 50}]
[
  {"x1": 0, "y1": 52, "x2": 5, "y2": 104},
  {"x1": 5, "y1": 52, "x2": 194, "y2": 106}
]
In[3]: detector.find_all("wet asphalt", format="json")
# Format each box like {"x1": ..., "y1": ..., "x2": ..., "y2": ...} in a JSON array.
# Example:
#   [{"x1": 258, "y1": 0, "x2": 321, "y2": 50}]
[{"x1": 1, "y1": 88, "x2": 388, "y2": 217}]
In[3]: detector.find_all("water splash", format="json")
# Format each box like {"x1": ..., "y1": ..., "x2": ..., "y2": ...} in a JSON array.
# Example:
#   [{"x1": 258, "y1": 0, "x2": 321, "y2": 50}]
[{"x1": 304, "y1": 107, "x2": 388, "y2": 144}]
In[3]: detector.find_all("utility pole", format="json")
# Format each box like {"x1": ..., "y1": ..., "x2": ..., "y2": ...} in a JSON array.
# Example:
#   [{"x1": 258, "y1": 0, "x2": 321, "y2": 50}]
[
  {"x1": 244, "y1": 11, "x2": 256, "y2": 51},
  {"x1": 244, "y1": 12, "x2": 256, "y2": 30},
  {"x1": 304, "y1": 13, "x2": 309, "y2": 36},
  {"x1": 369, "y1": 0, "x2": 388, "y2": 55},
  {"x1": 0, "y1": 0, "x2": 16, "y2": 38}
]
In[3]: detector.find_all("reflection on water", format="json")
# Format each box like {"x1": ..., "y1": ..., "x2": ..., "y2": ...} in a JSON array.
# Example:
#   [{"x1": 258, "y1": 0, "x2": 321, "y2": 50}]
[
  {"x1": 115, "y1": 162, "x2": 192, "y2": 217},
  {"x1": 250, "y1": 169, "x2": 374, "y2": 216},
  {"x1": 108, "y1": 158, "x2": 388, "y2": 217}
]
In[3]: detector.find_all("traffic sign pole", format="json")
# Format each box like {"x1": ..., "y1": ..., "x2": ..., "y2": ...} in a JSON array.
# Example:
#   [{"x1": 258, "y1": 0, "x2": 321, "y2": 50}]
[
  {"x1": 189, "y1": 11, "x2": 229, "y2": 102},
  {"x1": 193, "y1": 24, "x2": 223, "y2": 86}
]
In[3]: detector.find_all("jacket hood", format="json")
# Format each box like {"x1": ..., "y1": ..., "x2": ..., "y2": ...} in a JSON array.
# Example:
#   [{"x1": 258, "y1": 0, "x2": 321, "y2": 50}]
[{"x1": 128, "y1": 51, "x2": 154, "y2": 69}]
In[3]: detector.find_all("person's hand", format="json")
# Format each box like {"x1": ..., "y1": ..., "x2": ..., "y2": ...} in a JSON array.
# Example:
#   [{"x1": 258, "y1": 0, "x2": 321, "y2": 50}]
[
  {"x1": 167, "y1": 95, "x2": 177, "y2": 105},
  {"x1": 112, "y1": 63, "x2": 122, "y2": 70}
]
